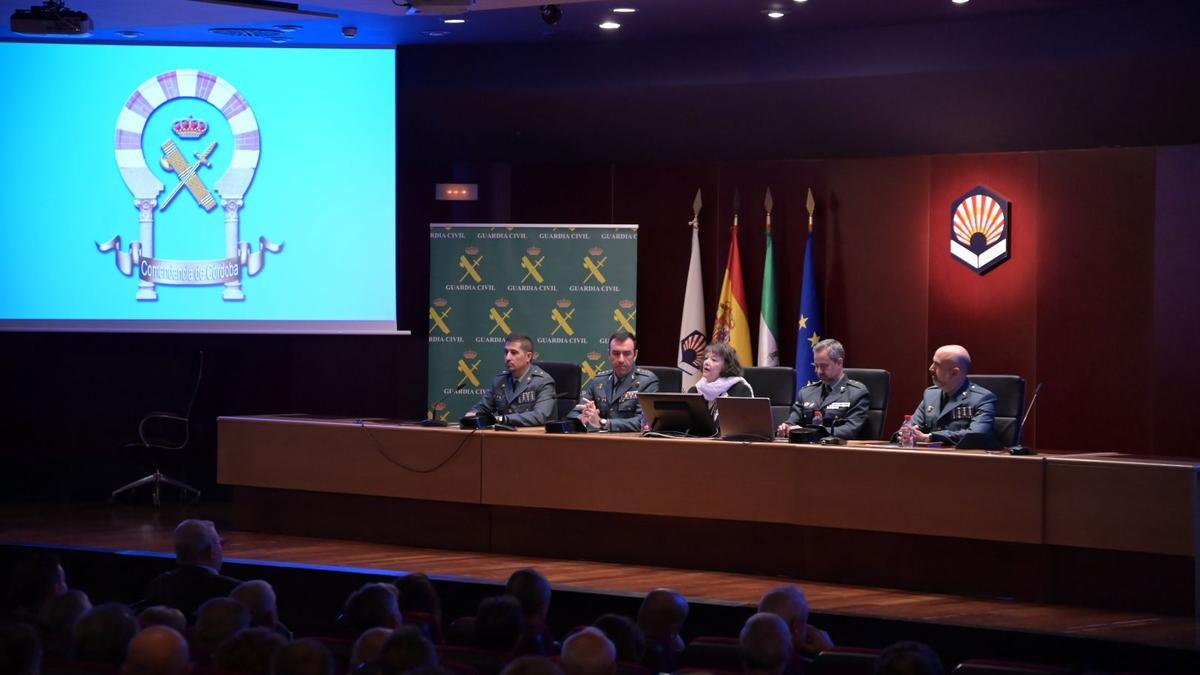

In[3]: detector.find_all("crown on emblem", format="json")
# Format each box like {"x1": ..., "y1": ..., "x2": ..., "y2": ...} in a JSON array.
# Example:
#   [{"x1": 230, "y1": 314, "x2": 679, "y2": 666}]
[
  {"x1": 556, "y1": 298, "x2": 573, "y2": 309},
  {"x1": 465, "y1": 246, "x2": 480, "y2": 255},
  {"x1": 433, "y1": 402, "x2": 447, "y2": 411},
  {"x1": 587, "y1": 351, "x2": 602, "y2": 361},
  {"x1": 588, "y1": 247, "x2": 603, "y2": 256},
  {"x1": 495, "y1": 297, "x2": 510, "y2": 308},
  {"x1": 464, "y1": 350, "x2": 478, "y2": 359},
  {"x1": 526, "y1": 246, "x2": 542, "y2": 256},
  {"x1": 173, "y1": 116, "x2": 208, "y2": 139},
  {"x1": 433, "y1": 297, "x2": 448, "y2": 307},
  {"x1": 618, "y1": 299, "x2": 634, "y2": 309}
]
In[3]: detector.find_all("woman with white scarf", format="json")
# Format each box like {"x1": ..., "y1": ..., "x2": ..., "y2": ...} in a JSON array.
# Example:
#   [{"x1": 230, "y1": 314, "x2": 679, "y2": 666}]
[{"x1": 687, "y1": 342, "x2": 754, "y2": 418}]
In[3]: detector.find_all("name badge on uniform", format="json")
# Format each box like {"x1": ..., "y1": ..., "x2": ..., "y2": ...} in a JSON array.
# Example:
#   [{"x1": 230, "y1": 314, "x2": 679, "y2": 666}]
[
  {"x1": 804, "y1": 401, "x2": 816, "y2": 408},
  {"x1": 951, "y1": 406, "x2": 974, "y2": 421},
  {"x1": 519, "y1": 391, "x2": 535, "y2": 404},
  {"x1": 828, "y1": 401, "x2": 850, "y2": 410},
  {"x1": 621, "y1": 391, "x2": 638, "y2": 401}
]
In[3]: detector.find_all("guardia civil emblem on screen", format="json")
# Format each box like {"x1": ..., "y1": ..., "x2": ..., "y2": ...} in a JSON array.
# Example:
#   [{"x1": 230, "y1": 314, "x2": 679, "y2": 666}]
[{"x1": 98, "y1": 70, "x2": 282, "y2": 301}]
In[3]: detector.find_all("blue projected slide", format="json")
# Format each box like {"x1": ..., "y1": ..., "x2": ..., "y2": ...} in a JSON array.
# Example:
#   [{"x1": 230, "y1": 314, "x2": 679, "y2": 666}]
[{"x1": 0, "y1": 42, "x2": 398, "y2": 333}]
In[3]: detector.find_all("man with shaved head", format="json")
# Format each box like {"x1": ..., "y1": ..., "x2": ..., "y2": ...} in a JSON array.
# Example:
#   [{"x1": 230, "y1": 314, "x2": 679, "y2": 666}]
[
  {"x1": 757, "y1": 585, "x2": 833, "y2": 665},
  {"x1": 903, "y1": 345, "x2": 996, "y2": 446},
  {"x1": 123, "y1": 625, "x2": 190, "y2": 675},
  {"x1": 561, "y1": 627, "x2": 616, "y2": 675}
]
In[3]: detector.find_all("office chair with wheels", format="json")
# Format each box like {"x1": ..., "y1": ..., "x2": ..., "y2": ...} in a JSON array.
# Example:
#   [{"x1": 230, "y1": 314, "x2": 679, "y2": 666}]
[{"x1": 110, "y1": 351, "x2": 205, "y2": 506}]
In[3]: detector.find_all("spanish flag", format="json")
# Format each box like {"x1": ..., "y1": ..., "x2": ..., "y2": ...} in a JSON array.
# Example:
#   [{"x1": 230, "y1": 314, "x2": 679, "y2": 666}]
[{"x1": 712, "y1": 214, "x2": 754, "y2": 365}]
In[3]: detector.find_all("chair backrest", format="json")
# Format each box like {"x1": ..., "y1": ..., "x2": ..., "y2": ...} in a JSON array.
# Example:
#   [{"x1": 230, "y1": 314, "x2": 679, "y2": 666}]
[
  {"x1": 534, "y1": 361, "x2": 581, "y2": 420},
  {"x1": 951, "y1": 658, "x2": 1059, "y2": 675},
  {"x1": 843, "y1": 368, "x2": 891, "y2": 440},
  {"x1": 741, "y1": 367, "x2": 796, "y2": 428},
  {"x1": 968, "y1": 374, "x2": 1026, "y2": 446},
  {"x1": 639, "y1": 365, "x2": 684, "y2": 393},
  {"x1": 810, "y1": 647, "x2": 883, "y2": 675}
]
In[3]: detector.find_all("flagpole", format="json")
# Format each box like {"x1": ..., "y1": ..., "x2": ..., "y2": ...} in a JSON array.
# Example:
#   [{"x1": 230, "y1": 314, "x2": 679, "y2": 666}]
[
  {"x1": 757, "y1": 188, "x2": 779, "y2": 366},
  {"x1": 678, "y1": 189, "x2": 707, "y2": 389}
]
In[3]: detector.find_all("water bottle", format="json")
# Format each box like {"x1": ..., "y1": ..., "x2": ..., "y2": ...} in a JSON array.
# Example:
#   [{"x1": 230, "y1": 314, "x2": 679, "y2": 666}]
[
  {"x1": 899, "y1": 414, "x2": 916, "y2": 448},
  {"x1": 811, "y1": 409, "x2": 824, "y2": 429}
]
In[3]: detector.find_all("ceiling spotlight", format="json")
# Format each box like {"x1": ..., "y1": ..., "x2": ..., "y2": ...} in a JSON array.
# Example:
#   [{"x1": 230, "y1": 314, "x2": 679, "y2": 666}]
[
  {"x1": 540, "y1": 4, "x2": 562, "y2": 25},
  {"x1": 793, "y1": 0, "x2": 808, "y2": 4},
  {"x1": 766, "y1": 11, "x2": 785, "y2": 19},
  {"x1": 613, "y1": 7, "x2": 636, "y2": 12},
  {"x1": 444, "y1": 18, "x2": 465, "y2": 24},
  {"x1": 953, "y1": 0, "x2": 970, "y2": 4},
  {"x1": 598, "y1": 21, "x2": 620, "y2": 30}
]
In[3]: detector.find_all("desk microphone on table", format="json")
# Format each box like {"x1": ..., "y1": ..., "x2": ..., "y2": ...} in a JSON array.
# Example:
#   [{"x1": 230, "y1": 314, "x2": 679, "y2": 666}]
[{"x1": 1007, "y1": 382, "x2": 1043, "y2": 456}]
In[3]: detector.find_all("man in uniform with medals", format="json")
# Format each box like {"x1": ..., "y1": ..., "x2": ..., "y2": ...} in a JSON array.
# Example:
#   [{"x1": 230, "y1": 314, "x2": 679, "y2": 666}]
[
  {"x1": 569, "y1": 330, "x2": 659, "y2": 432},
  {"x1": 464, "y1": 334, "x2": 557, "y2": 427}
]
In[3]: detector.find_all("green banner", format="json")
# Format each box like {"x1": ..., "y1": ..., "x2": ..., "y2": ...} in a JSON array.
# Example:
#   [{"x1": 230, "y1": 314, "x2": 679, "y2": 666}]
[{"x1": 427, "y1": 224, "x2": 638, "y2": 423}]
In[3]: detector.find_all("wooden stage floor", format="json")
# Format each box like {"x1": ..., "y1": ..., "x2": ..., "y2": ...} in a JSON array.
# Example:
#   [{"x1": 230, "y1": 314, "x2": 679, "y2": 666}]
[{"x1": 2, "y1": 500, "x2": 1197, "y2": 652}]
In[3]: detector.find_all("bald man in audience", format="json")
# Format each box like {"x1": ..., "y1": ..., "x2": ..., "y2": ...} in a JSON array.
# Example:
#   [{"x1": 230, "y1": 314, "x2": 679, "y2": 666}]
[
  {"x1": 636, "y1": 588, "x2": 688, "y2": 671},
  {"x1": 351, "y1": 627, "x2": 393, "y2": 670},
  {"x1": 758, "y1": 585, "x2": 833, "y2": 666},
  {"x1": 739, "y1": 613, "x2": 792, "y2": 675},
  {"x1": 231, "y1": 580, "x2": 292, "y2": 639},
  {"x1": 123, "y1": 625, "x2": 190, "y2": 675},
  {"x1": 561, "y1": 627, "x2": 616, "y2": 675},
  {"x1": 902, "y1": 344, "x2": 996, "y2": 446}
]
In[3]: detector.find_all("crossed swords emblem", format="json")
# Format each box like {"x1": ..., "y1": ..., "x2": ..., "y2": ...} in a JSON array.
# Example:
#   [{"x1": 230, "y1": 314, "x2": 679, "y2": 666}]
[
  {"x1": 521, "y1": 256, "x2": 544, "y2": 283},
  {"x1": 456, "y1": 359, "x2": 481, "y2": 387},
  {"x1": 613, "y1": 307, "x2": 637, "y2": 333},
  {"x1": 428, "y1": 306, "x2": 452, "y2": 335},
  {"x1": 583, "y1": 256, "x2": 607, "y2": 284},
  {"x1": 489, "y1": 306, "x2": 513, "y2": 335},
  {"x1": 459, "y1": 255, "x2": 483, "y2": 283},
  {"x1": 581, "y1": 359, "x2": 607, "y2": 386},
  {"x1": 159, "y1": 139, "x2": 218, "y2": 212},
  {"x1": 550, "y1": 307, "x2": 575, "y2": 336}
]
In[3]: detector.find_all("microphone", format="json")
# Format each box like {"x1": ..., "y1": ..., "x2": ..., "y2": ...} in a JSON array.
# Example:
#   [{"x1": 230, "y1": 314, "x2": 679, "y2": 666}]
[
  {"x1": 422, "y1": 381, "x2": 469, "y2": 427},
  {"x1": 1007, "y1": 382, "x2": 1043, "y2": 456}
]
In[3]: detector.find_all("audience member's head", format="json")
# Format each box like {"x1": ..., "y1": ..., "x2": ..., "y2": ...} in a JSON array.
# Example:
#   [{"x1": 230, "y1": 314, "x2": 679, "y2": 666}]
[
  {"x1": 123, "y1": 625, "x2": 190, "y2": 675},
  {"x1": 394, "y1": 573, "x2": 441, "y2": 623},
  {"x1": 213, "y1": 626, "x2": 288, "y2": 675},
  {"x1": 231, "y1": 580, "x2": 281, "y2": 629},
  {"x1": 75, "y1": 602, "x2": 138, "y2": 664},
  {"x1": 505, "y1": 568, "x2": 552, "y2": 627},
  {"x1": 351, "y1": 627, "x2": 393, "y2": 669},
  {"x1": 637, "y1": 588, "x2": 688, "y2": 645},
  {"x1": 138, "y1": 606, "x2": 188, "y2": 634},
  {"x1": 591, "y1": 614, "x2": 645, "y2": 663},
  {"x1": 757, "y1": 586, "x2": 810, "y2": 653},
  {"x1": 173, "y1": 519, "x2": 224, "y2": 571},
  {"x1": 193, "y1": 597, "x2": 250, "y2": 656},
  {"x1": 272, "y1": 638, "x2": 335, "y2": 675},
  {"x1": 0, "y1": 623, "x2": 41, "y2": 675},
  {"x1": 561, "y1": 627, "x2": 616, "y2": 675},
  {"x1": 38, "y1": 588, "x2": 92, "y2": 656},
  {"x1": 500, "y1": 656, "x2": 565, "y2": 675},
  {"x1": 873, "y1": 641, "x2": 944, "y2": 675},
  {"x1": 376, "y1": 625, "x2": 439, "y2": 674},
  {"x1": 343, "y1": 583, "x2": 403, "y2": 636},
  {"x1": 5, "y1": 552, "x2": 67, "y2": 614},
  {"x1": 475, "y1": 595, "x2": 525, "y2": 652},
  {"x1": 739, "y1": 613, "x2": 792, "y2": 675}
]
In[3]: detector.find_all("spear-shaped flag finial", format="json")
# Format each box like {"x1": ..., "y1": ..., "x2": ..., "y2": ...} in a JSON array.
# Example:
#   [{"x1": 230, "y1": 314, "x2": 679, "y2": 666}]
[
  {"x1": 691, "y1": 189, "x2": 702, "y2": 228},
  {"x1": 764, "y1": 188, "x2": 774, "y2": 232},
  {"x1": 806, "y1": 188, "x2": 815, "y2": 234}
]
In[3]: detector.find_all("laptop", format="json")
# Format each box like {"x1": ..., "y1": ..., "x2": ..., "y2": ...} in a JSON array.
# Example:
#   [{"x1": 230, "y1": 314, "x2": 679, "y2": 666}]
[
  {"x1": 715, "y1": 397, "x2": 777, "y2": 441},
  {"x1": 638, "y1": 392, "x2": 716, "y2": 437}
]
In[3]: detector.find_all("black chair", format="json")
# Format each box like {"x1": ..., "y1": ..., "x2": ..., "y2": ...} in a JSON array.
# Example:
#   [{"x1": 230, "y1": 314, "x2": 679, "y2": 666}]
[
  {"x1": 969, "y1": 374, "x2": 1026, "y2": 447},
  {"x1": 741, "y1": 366, "x2": 796, "y2": 426},
  {"x1": 843, "y1": 368, "x2": 892, "y2": 440},
  {"x1": 110, "y1": 351, "x2": 205, "y2": 506},
  {"x1": 534, "y1": 360, "x2": 581, "y2": 420},
  {"x1": 640, "y1": 365, "x2": 683, "y2": 393}
]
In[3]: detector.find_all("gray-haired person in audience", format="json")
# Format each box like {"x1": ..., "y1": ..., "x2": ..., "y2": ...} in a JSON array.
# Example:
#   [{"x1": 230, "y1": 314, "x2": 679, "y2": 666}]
[
  {"x1": 144, "y1": 519, "x2": 241, "y2": 620},
  {"x1": 739, "y1": 613, "x2": 792, "y2": 675},
  {"x1": 38, "y1": 588, "x2": 91, "y2": 658},
  {"x1": 351, "y1": 627, "x2": 394, "y2": 670},
  {"x1": 232, "y1": 579, "x2": 293, "y2": 639},
  {"x1": 214, "y1": 626, "x2": 288, "y2": 675},
  {"x1": 192, "y1": 597, "x2": 250, "y2": 662},
  {"x1": 74, "y1": 602, "x2": 138, "y2": 664},
  {"x1": 758, "y1": 585, "x2": 834, "y2": 666},
  {"x1": 561, "y1": 626, "x2": 617, "y2": 675},
  {"x1": 343, "y1": 582, "x2": 403, "y2": 636}
]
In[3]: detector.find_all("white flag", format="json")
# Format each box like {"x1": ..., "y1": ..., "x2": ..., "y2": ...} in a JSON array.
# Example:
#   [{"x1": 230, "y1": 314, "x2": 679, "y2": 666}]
[{"x1": 678, "y1": 221, "x2": 707, "y2": 389}]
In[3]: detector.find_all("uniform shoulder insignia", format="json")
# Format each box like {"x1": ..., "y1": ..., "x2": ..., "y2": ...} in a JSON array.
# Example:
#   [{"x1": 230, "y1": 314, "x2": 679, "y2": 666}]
[
  {"x1": 925, "y1": 384, "x2": 940, "y2": 391},
  {"x1": 635, "y1": 367, "x2": 657, "y2": 378},
  {"x1": 595, "y1": 369, "x2": 614, "y2": 378},
  {"x1": 847, "y1": 379, "x2": 866, "y2": 388},
  {"x1": 801, "y1": 381, "x2": 820, "y2": 390}
]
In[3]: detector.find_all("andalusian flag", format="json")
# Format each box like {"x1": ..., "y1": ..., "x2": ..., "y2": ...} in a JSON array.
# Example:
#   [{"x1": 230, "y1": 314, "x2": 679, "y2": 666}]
[
  {"x1": 713, "y1": 210, "x2": 754, "y2": 365},
  {"x1": 757, "y1": 189, "x2": 779, "y2": 366},
  {"x1": 795, "y1": 188, "x2": 822, "y2": 396}
]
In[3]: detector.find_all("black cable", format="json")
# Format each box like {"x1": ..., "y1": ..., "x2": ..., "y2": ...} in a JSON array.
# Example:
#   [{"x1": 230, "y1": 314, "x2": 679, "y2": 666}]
[{"x1": 356, "y1": 421, "x2": 478, "y2": 474}]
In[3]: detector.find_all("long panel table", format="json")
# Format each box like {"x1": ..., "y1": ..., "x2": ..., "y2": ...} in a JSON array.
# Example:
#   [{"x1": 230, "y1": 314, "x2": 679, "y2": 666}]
[{"x1": 217, "y1": 416, "x2": 1199, "y2": 615}]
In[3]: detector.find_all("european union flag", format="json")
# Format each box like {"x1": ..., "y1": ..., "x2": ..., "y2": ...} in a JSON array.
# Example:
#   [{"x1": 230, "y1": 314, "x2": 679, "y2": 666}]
[{"x1": 794, "y1": 224, "x2": 822, "y2": 398}]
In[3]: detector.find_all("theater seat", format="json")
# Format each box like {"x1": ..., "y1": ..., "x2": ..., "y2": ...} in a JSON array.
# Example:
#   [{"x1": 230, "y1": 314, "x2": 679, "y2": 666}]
[
  {"x1": 741, "y1": 366, "x2": 796, "y2": 426},
  {"x1": 534, "y1": 361, "x2": 582, "y2": 420},
  {"x1": 842, "y1": 368, "x2": 891, "y2": 440},
  {"x1": 809, "y1": 646, "x2": 883, "y2": 675},
  {"x1": 640, "y1": 365, "x2": 684, "y2": 393},
  {"x1": 967, "y1": 375, "x2": 1026, "y2": 447},
  {"x1": 436, "y1": 645, "x2": 512, "y2": 675},
  {"x1": 680, "y1": 635, "x2": 741, "y2": 671},
  {"x1": 951, "y1": 658, "x2": 1059, "y2": 674}
]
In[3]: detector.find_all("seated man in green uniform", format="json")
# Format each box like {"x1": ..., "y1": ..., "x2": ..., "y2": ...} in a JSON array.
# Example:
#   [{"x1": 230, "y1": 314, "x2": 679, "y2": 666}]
[
  {"x1": 464, "y1": 334, "x2": 557, "y2": 427},
  {"x1": 568, "y1": 329, "x2": 659, "y2": 432},
  {"x1": 777, "y1": 338, "x2": 870, "y2": 440}
]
